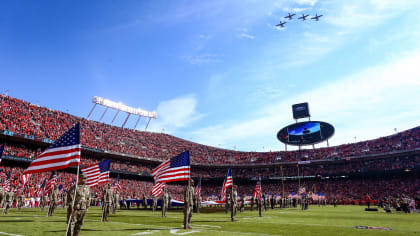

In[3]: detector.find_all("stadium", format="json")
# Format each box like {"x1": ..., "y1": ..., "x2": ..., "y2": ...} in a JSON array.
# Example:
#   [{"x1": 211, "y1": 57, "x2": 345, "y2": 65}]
[{"x1": 1, "y1": 1, "x2": 420, "y2": 236}]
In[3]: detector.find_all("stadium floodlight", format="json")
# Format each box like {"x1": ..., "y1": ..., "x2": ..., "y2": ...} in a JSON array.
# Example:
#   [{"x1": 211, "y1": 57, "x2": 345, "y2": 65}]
[{"x1": 87, "y1": 96, "x2": 157, "y2": 130}]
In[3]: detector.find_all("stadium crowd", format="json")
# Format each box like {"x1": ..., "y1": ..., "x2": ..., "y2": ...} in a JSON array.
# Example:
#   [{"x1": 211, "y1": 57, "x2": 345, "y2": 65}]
[{"x1": 2, "y1": 95, "x2": 420, "y2": 165}]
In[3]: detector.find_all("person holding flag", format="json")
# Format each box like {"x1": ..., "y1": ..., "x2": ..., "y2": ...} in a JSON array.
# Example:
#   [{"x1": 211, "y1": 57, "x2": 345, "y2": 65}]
[
  {"x1": 231, "y1": 185, "x2": 238, "y2": 221},
  {"x1": 48, "y1": 185, "x2": 60, "y2": 217},
  {"x1": 66, "y1": 173, "x2": 91, "y2": 236},
  {"x1": 102, "y1": 183, "x2": 113, "y2": 222},
  {"x1": 253, "y1": 180, "x2": 263, "y2": 217},
  {"x1": 195, "y1": 178, "x2": 201, "y2": 214},
  {"x1": 2, "y1": 186, "x2": 15, "y2": 215},
  {"x1": 152, "y1": 151, "x2": 191, "y2": 229},
  {"x1": 162, "y1": 187, "x2": 169, "y2": 217}
]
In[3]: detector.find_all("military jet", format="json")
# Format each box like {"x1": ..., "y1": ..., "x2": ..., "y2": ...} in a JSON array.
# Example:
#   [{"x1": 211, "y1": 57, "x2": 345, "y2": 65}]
[
  {"x1": 298, "y1": 14, "x2": 309, "y2": 21},
  {"x1": 311, "y1": 14, "x2": 323, "y2": 21},
  {"x1": 276, "y1": 21, "x2": 287, "y2": 28},
  {"x1": 284, "y1": 13, "x2": 296, "y2": 20}
]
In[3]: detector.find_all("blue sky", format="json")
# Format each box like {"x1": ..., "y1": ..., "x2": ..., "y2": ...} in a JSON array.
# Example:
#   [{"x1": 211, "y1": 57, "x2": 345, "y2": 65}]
[{"x1": 2, "y1": 0, "x2": 420, "y2": 151}]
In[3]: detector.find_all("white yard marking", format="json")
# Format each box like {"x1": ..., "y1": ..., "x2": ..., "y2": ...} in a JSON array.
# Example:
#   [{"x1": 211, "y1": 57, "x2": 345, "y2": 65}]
[
  {"x1": 0, "y1": 232, "x2": 24, "y2": 236},
  {"x1": 169, "y1": 229, "x2": 200, "y2": 235},
  {"x1": 132, "y1": 231, "x2": 157, "y2": 235}
]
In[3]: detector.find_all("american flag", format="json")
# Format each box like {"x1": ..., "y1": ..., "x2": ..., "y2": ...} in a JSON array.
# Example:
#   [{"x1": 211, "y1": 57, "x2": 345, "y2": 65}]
[
  {"x1": 44, "y1": 171, "x2": 57, "y2": 195},
  {"x1": 0, "y1": 143, "x2": 4, "y2": 165},
  {"x1": 112, "y1": 175, "x2": 122, "y2": 193},
  {"x1": 3, "y1": 171, "x2": 11, "y2": 192},
  {"x1": 58, "y1": 184, "x2": 63, "y2": 194},
  {"x1": 220, "y1": 168, "x2": 233, "y2": 201},
  {"x1": 151, "y1": 182, "x2": 166, "y2": 197},
  {"x1": 24, "y1": 123, "x2": 81, "y2": 174},
  {"x1": 195, "y1": 178, "x2": 201, "y2": 197},
  {"x1": 298, "y1": 187, "x2": 306, "y2": 195},
  {"x1": 220, "y1": 179, "x2": 227, "y2": 201},
  {"x1": 253, "y1": 181, "x2": 262, "y2": 200},
  {"x1": 36, "y1": 178, "x2": 47, "y2": 197},
  {"x1": 82, "y1": 160, "x2": 110, "y2": 187},
  {"x1": 152, "y1": 151, "x2": 190, "y2": 183}
]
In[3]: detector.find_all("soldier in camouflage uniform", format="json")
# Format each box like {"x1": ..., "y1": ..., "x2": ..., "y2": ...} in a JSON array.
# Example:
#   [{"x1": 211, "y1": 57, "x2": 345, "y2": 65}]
[
  {"x1": 102, "y1": 183, "x2": 112, "y2": 222},
  {"x1": 196, "y1": 193, "x2": 201, "y2": 214},
  {"x1": 257, "y1": 194, "x2": 263, "y2": 217},
  {"x1": 142, "y1": 194, "x2": 147, "y2": 209},
  {"x1": 66, "y1": 173, "x2": 91, "y2": 236},
  {"x1": 40, "y1": 194, "x2": 49, "y2": 211},
  {"x1": 0, "y1": 185, "x2": 4, "y2": 208},
  {"x1": 184, "y1": 179, "x2": 194, "y2": 230},
  {"x1": 17, "y1": 193, "x2": 25, "y2": 210},
  {"x1": 152, "y1": 195, "x2": 157, "y2": 213},
  {"x1": 2, "y1": 187, "x2": 15, "y2": 214},
  {"x1": 240, "y1": 195, "x2": 245, "y2": 213},
  {"x1": 112, "y1": 191, "x2": 119, "y2": 214},
  {"x1": 230, "y1": 185, "x2": 238, "y2": 221},
  {"x1": 62, "y1": 190, "x2": 67, "y2": 209},
  {"x1": 162, "y1": 188, "x2": 169, "y2": 217},
  {"x1": 48, "y1": 185, "x2": 60, "y2": 216}
]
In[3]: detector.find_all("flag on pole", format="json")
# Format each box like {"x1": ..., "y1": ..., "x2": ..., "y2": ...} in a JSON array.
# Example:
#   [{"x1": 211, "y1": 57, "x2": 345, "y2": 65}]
[
  {"x1": 220, "y1": 178, "x2": 227, "y2": 201},
  {"x1": 152, "y1": 151, "x2": 190, "y2": 183},
  {"x1": 195, "y1": 178, "x2": 201, "y2": 197},
  {"x1": 45, "y1": 171, "x2": 57, "y2": 195},
  {"x1": 253, "y1": 180, "x2": 262, "y2": 200},
  {"x1": 3, "y1": 171, "x2": 11, "y2": 192},
  {"x1": 82, "y1": 160, "x2": 110, "y2": 187},
  {"x1": 220, "y1": 168, "x2": 233, "y2": 201},
  {"x1": 0, "y1": 144, "x2": 5, "y2": 165},
  {"x1": 298, "y1": 187, "x2": 306, "y2": 195},
  {"x1": 35, "y1": 178, "x2": 47, "y2": 197},
  {"x1": 112, "y1": 175, "x2": 122, "y2": 193},
  {"x1": 24, "y1": 123, "x2": 81, "y2": 174},
  {"x1": 151, "y1": 182, "x2": 166, "y2": 197}
]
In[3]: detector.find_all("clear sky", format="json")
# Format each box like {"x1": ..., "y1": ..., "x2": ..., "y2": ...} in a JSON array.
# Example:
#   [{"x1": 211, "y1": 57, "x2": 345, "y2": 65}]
[{"x1": 1, "y1": 0, "x2": 420, "y2": 151}]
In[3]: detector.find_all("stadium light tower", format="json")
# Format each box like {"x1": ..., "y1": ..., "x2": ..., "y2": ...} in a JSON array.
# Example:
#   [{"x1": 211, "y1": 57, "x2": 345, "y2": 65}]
[{"x1": 87, "y1": 96, "x2": 157, "y2": 130}]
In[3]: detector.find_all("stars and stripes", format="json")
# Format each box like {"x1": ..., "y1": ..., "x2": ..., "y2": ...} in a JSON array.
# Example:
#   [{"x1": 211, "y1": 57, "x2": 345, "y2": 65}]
[
  {"x1": 152, "y1": 151, "x2": 190, "y2": 183},
  {"x1": 112, "y1": 175, "x2": 122, "y2": 193},
  {"x1": 0, "y1": 143, "x2": 4, "y2": 165},
  {"x1": 23, "y1": 123, "x2": 81, "y2": 174},
  {"x1": 151, "y1": 182, "x2": 166, "y2": 197},
  {"x1": 220, "y1": 168, "x2": 232, "y2": 201},
  {"x1": 44, "y1": 171, "x2": 57, "y2": 195},
  {"x1": 298, "y1": 187, "x2": 306, "y2": 195},
  {"x1": 220, "y1": 178, "x2": 227, "y2": 200},
  {"x1": 82, "y1": 160, "x2": 110, "y2": 187},
  {"x1": 35, "y1": 178, "x2": 47, "y2": 197},
  {"x1": 253, "y1": 181, "x2": 262, "y2": 200},
  {"x1": 195, "y1": 178, "x2": 201, "y2": 197},
  {"x1": 3, "y1": 171, "x2": 11, "y2": 192}
]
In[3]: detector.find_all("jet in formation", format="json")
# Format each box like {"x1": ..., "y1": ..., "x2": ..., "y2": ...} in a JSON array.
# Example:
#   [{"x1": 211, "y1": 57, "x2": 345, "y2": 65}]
[
  {"x1": 284, "y1": 13, "x2": 296, "y2": 20},
  {"x1": 298, "y1": 14, "x2": 310, "y2": 21},
  {"x1": 311, "y1": 14, "x2": 323, "y2": 21},
  {"x1": 276, "y1": 21, "x2": 287, "y2": 28},
  {"x1": 275, "y1": 13, "x2": 323, "y2": 28}
]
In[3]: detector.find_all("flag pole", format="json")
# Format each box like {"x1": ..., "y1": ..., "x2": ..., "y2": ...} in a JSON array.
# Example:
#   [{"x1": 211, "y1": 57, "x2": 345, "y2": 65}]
[{"x1": 65, "y1": 164, "x2": 80, "y2": 236}]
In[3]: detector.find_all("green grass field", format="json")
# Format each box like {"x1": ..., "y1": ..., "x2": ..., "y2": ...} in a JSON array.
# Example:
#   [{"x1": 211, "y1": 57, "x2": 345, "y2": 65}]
[{"x1": 0, "y1": 206, "x2": 419, "y2": 236}]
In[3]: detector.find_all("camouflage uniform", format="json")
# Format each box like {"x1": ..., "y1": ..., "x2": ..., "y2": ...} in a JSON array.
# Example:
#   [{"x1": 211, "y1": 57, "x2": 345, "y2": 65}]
[
  {"x1": 184, "y1": 180, "x2": 194, "y2": 229},
  {"x1": 257, "y1": 196, "x2": 263, "y2": 217},
  {"x1": 2, "y1": 190, "x2": 14, "y2": 214},
  {"x1": 142, "y1": 194, "x2": 147, "y2": 209},
  {"x1": 112, "y1": 192, "x2": 119, "y2": 214},
  {"x1": 40, "y1": 194, "x2": 49, "y2": 211},
  {"x1": 162, "y1": 189, "x2": 169, "y2": 217},
  {"x1": 230, "y1": 186, "x2": 238, "y2": 221},
  {"x1": 0, "y1": 186, "x2": 4, "y2": 208},
  {"x1": 240, "y1": 196, "x2": 245, "y2": 212},
  {"x1": 196, "y1": 195, "x2": 201, "y2": 214},
  {"x1": 17, "y1": 194, "x2": 25, "y2": 210},
  {"x1": 152, "y1": 195, "x2": 157, "y2": 213},
  {"x1": 66, "y1": 179, "x2": 91, "y2": 236},
  {"x1": 102, "y1": 185, "x2": 113, "y2": 222},
  {"x1": 48, "y1": 186, "x2": 60, "y2": 216}
]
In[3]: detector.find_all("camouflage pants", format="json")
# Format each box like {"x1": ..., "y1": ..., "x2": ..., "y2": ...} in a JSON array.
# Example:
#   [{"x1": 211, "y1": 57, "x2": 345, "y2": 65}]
[
  {"x1": 48, "y1": 202, "x2": 57, "y2": 216},
  {"x1": 162, "y1": 205, "x2": 167, "y2": 217},
  {"x1": 231, "y1": 204, "x2": 237, "y2": 221},
  {"x1": 67, "y1": 209, "x2": 86, "y2": 236},
  {"x1": 2, "y1": 202, "x2": 11, "y2": 214},
  {"x1": 183, "y1": 206, "x2": 192, "y2": 229},
  {"x1": 18, "y1": 201, "x2": 24, "y2": 210},
  {"x1": 102, "y1": 203, "x2": 111, "y2": 221}
]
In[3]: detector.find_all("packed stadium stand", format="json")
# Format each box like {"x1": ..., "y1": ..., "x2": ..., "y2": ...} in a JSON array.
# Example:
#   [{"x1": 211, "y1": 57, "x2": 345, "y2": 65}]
[{"x1": 0, "y1": 95, "x2": 419, "y2": 204}]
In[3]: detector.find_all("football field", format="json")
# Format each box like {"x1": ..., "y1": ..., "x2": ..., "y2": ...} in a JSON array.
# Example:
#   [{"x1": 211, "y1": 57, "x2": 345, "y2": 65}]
[{"x1": 0, "y1": 206, "x2": 419, "y2": 236}]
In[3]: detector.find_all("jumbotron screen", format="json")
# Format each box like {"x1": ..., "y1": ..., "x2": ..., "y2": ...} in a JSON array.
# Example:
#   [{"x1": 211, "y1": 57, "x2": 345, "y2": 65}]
[{"x1": 277, "y1": 121, "x2": 334, "y2": 146}]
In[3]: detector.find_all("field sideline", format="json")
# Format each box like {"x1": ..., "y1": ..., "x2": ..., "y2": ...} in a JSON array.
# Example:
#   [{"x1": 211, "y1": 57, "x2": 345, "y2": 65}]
[{"x1": 0, "y1": 206, "x2": 419, "y2": 236}]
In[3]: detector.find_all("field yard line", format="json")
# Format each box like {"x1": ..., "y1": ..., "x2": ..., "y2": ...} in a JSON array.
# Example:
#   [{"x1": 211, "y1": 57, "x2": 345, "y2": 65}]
[{"x1": 0, "y1": 232, "x2": 24, "y2": 236}]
